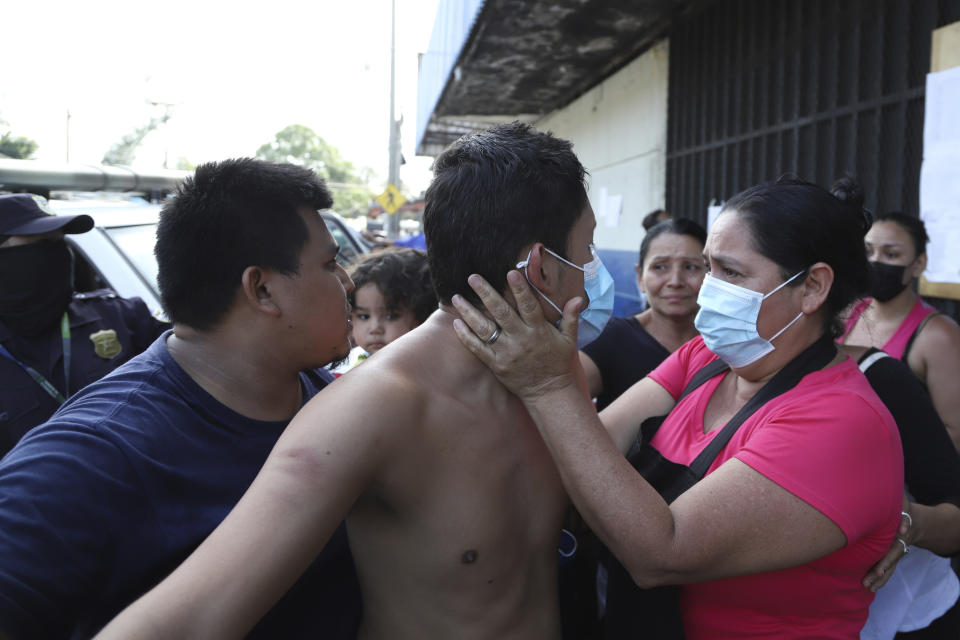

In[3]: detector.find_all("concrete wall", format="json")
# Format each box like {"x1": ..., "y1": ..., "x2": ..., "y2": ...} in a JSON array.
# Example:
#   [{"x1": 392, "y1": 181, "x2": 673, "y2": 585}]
[
  {"x1": 536, "y1": 39, "x2": 669, "y2": 316},
  {"x1": 536, "y1": 38, "x2": 668, "y2": 253}
]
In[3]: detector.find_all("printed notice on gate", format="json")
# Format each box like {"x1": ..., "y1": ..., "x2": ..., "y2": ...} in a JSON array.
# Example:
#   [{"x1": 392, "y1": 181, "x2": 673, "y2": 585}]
[{"x1": 920, "y1": 66, "x2": 960, "y2": 284}]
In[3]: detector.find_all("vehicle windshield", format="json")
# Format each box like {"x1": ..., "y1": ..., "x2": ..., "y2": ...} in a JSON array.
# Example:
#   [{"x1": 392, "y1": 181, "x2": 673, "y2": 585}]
[
  {"x1": 324, "y1": 220, "x2": 363, "y2": 267},
  {"x1": 100, "y1": 216, "x2": 363, "y2": 291},
  {"x1": 104, "y1": 224, "x2": 161, "y2": 294}
]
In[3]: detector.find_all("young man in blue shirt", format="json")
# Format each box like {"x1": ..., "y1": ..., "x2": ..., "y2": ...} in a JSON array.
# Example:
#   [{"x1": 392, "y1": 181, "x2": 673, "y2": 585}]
[{"x1": 0, "y1": 160, "x2": 361, "y2": 639}]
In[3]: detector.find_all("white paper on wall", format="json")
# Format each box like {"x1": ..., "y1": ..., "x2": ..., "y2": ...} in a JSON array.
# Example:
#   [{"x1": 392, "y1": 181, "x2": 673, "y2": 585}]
[
  {"x1": 605, "y1": 194, "x2": 622, "y2": 228},
  {"x1": 920, "y1": 66, "x2": 960, "y2": 284},
  {"x1": 706, "y1": 199, "x2": 723, "y2": 231},
  {"x1": 594, "y1": 187, "x2": 623, "y2": 228}
]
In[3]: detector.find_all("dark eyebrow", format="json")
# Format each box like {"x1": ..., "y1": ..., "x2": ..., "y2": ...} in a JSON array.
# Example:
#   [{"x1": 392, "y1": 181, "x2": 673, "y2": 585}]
[
  {"x1": 648, "y1": 253, "x2": 703, "y2": 262},
  {"x1": 704, "y1": 252, "x2": 748, "y2": 271}
]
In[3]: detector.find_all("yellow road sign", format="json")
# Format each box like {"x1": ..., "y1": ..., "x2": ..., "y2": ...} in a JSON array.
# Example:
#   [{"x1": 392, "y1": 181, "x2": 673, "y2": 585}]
[{"x1": 375, "y1": 183, "x2": 406, "y2": 214}]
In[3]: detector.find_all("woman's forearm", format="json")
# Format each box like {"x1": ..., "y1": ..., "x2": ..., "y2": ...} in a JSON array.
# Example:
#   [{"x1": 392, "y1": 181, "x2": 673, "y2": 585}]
[
  {"x1": 910, "y1": 502, "x2": 960, "y2": 556},
  {"x1": 523, "y1": 385, "x2": 680, "y2": 583}
]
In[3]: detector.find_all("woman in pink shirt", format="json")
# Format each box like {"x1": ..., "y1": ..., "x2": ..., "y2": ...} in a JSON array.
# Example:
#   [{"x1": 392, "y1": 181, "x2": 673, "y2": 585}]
[
  {"x1": 831, "y1": 185, "x2": 960, "y2": 638},
  {"x1": 454, "y1": 177, "x2": 904, "y2": 639},
  {"x1": 839, "y1": 209, "x2": 960, "y2": 452}
]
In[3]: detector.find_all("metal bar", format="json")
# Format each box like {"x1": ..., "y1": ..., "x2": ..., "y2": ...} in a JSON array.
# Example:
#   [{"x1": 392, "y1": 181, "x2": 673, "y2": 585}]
[
  {"x1": 818, "y1": 118, "x2": 836, "y2": 188},
  {"x1": 716, "y1": 2, "x2": 728, "y2": 198},
  {"x1": 0, "y1": 160, "x2": 187, "y2": 193},
  {"x1": 789, "y1": 0, "x2": 801, "y2": 172},
  {"x1": 774, "y1": 0, "x2": 785, "y2": 128},
  {"x1": 825, "y1": 0, "x2": 840, "y2": 112},
  {"x1": 666, "y1": 87, "x2": 925, "y2": 161},
  {"x1": 684, "y1": 16, "x2": 695, "y2": 152},
  {"x1": 882, "y1": 101, "x2": 907, "y2": 211},
  {"x1": 663, "y1": 0, "x2": 960, "y2": 224},
  {"x1": 805, "y1": 0, "x2": 820, "y2": 118},
  {"x1": 904, "y1": 97, "x2": 924, "y2": 213}
]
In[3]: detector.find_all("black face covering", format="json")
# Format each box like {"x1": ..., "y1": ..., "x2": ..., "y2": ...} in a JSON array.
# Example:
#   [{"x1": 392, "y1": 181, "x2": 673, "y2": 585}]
[
  {"x1": 0, "y1": 240, "x2": 74, "y2": 336},
  {"x1": 868, "y1": 260, "x2": 910, "y2": 303}
]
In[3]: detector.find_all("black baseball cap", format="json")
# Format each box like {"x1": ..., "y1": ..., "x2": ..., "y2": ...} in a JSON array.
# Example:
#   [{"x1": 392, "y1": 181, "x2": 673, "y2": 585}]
[{"x1": 0, "y1": 194, "x2": 94, "y2": 237}]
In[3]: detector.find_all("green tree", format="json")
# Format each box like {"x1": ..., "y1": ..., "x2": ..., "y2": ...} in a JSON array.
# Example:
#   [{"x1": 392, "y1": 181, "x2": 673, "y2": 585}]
[
  {"x1": 102, "y1": 111, "x2": 171, "y2": 166},
  {"x1": 255, "y1": 124, "x2": 375, "y2": 217},
  {"x1": 0, "y1": 118, "x2": 39, "y2": 159},
  {"x1": 0, "y1": 133, "x2": 38, "y2": 159}
]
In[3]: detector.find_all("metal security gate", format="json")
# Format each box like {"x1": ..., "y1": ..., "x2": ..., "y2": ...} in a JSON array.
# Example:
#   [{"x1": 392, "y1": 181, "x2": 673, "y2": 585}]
[{"x1": 665, "y1": 0, "x2": 960, "y2": 224}]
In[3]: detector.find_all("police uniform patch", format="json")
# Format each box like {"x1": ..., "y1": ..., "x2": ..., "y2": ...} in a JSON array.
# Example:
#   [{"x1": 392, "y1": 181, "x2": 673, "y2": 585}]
[
  {"x1": 90, "y1": 329, "x2": 123, "y2": 359},
  {"x1": 31, "y1": 194, "x2": 56, "y2": 215}
]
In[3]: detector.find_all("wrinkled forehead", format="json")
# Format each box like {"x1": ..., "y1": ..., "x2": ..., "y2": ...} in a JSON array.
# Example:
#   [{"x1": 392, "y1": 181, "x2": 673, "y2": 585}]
[
  {"x1": 703, "y1": 209, "x2": 772, "y2": 267},
  {"x1": 643, "y1": 232, "x2": 704, "y2": 263},
  {"x1": 705, "y1": 209, "x2": 748, "y2": 251}
]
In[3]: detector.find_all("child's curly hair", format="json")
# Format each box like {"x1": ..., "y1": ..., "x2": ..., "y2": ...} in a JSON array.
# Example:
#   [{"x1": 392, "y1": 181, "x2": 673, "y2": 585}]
[{"x1": 348, "y1": 248, "x2": 437, "y2": 324}]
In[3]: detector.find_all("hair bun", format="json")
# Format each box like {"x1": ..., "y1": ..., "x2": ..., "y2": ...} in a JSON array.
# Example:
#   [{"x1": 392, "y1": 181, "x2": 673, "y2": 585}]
[{"x1": 830, "y1": 175, "x2": 871, "y2": 235}]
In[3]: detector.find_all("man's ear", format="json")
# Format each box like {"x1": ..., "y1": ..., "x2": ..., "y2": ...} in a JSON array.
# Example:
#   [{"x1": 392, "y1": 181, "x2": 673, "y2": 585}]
[
  {"x1": 240, "y1": 266, "x2": 282, "y2": 317},
  {"x1": 800, "y1": 262, "x2": 834, "y2": 315},
  {"x1": 521, "y1": 243, "x2": 561, "y2": 295}
]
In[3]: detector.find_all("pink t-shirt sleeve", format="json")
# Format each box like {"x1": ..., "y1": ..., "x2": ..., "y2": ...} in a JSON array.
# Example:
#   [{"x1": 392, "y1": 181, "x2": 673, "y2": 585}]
[
  {"x1": 649, "y1": 336, "x2": 715, "y2": 400},
  {"x1": 735, "y1": 393, "x2": 902, "y2": 541}
]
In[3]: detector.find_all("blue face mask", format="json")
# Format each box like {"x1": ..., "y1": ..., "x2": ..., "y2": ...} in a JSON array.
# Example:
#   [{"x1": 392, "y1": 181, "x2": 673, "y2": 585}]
[
  {"x1": 517, "y1": 245, "x2": 615, "y2": 348},
  {"x1": 694, "y1": 271, "x2": 805, "y2": 368}
]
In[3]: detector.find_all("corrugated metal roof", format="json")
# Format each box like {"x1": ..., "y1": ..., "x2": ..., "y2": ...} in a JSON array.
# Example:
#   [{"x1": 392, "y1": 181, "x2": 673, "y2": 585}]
[
  {"x1": 416, "y1": 0, "x2": 487, "y2": 156},
  {"x1": 416, "y1": 0, "x2": 694, "y2": 156}
]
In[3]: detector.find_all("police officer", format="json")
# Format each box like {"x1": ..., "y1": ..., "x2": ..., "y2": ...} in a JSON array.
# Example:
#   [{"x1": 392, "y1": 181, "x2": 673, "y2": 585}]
[{"x1": 0, "y1": 193, "x2": 167, "y2": 456}]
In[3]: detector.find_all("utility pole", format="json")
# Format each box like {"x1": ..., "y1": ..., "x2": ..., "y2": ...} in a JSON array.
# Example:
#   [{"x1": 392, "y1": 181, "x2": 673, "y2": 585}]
[
  {"x1": 65, "y1": 110, "x2": 71, "y2": 162},
  {"x1": 148, "y1": 100, "x2": 176, "y2": 168},
  {"x1": 386, "y1": 0, "x2": 401, "y2": 240}
]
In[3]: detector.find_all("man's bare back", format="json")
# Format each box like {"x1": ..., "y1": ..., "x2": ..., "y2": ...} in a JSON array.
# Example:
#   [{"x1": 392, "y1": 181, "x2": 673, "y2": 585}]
[{"x1": 343, "y1": 310, "x2": 567, "y2": 639}]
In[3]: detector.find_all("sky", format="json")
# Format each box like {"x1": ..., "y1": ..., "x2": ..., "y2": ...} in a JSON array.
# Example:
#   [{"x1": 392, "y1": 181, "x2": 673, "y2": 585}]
[{"x1": 0, "y1": 0, "x2": 441, "y2": 198}]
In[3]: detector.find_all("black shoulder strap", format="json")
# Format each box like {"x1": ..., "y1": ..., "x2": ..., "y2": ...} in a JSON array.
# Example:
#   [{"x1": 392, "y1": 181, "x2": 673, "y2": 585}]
[
  {"x1": 687, "y1": 335, "x2": 837, "y2": 478},
  {"x1": 902, "y1": 311, "x2": 939, "y2": 362},
  {"x1": 677, "y1": 358, "x2": 730, "y2": 401},
  {"x1": 627, "y1": 358, "x2": 729, "y2": 460},
  {"x1": 857, "y1": 347, "x2": 890, "y2": 372}
]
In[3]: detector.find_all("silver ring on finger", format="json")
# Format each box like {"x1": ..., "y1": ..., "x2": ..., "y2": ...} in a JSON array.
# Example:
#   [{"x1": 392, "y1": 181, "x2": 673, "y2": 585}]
[
  {"x1": 896, "y1": 537, "x2": 910, "y2": 554},
  {"x1": 485, "y1": 327, "x2": 502, "y2": 345}
]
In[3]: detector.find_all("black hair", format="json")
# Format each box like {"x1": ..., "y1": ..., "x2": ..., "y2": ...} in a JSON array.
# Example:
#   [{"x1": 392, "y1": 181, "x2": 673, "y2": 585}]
[
  {"x1": 348, "y1": 248, "x2": 437, "y2": 324},
  {"x1": 874, "y1": 211, "x2": 929, "y2": 258},
  {"x1": 722, "y1": 176, "x2": 871, "y2": 338},
  {"x1": 155, "y1": 158, "x2": 333, "y2": 329},
  {"x1": 639, "y1": 218, "x2": 707, "y2": 268},
  {"x1": 424, "y1": 122, "x2": 588, "y2": 305},
  {"x1": 642, "y1": 209, "x2": 672, "y2": 231}
]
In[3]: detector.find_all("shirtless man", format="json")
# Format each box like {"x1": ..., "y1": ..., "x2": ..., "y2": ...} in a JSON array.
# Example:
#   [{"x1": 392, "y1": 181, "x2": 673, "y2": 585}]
[{"x1": 96, "y1": 122, "x2": 598, "y2": 639}]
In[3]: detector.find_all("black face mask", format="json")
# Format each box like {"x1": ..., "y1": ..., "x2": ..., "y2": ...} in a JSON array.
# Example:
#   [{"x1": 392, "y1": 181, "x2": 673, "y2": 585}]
[
  {"x1": 868, "y1": 261, "x2": 910, "y2": 303},
  {"x1": 0, "y1": 240, "x2": 74, "y2": 336}
]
